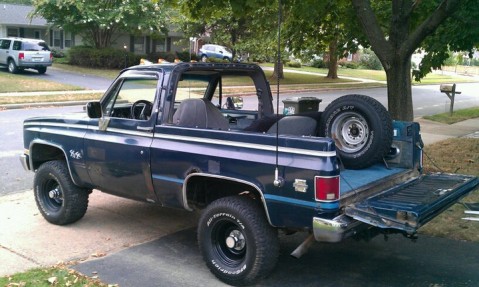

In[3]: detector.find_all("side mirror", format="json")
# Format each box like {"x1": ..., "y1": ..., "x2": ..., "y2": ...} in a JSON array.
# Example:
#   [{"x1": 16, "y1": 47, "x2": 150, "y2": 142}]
[
  {"x1": 86, "y1": 101, "x2": 102, "y2": 118},
  {"x1": 225, "y1": 96, "x2": 243, "y2": 110}
]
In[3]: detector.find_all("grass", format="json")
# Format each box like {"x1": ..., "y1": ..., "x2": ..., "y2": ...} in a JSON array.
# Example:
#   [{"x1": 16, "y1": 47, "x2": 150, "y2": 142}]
[
  {"x1": 423, "y1": 107, "x2": 479, "y2": 124},
  {"x1": 0, "y1": 70, "x2": 82, "y2": 93},
  {"x1": 420, "y1": 138, "x2": 479, "y2": 242},
  {"x1": 0, "y1": 92, "x2": 103, "y2": 105},
  {"x1": 264, "y1": 63, "x2": 479, "y2": 84},
  {"x1": 0, "y1": 265, "x2": 111, "y2": 287}
]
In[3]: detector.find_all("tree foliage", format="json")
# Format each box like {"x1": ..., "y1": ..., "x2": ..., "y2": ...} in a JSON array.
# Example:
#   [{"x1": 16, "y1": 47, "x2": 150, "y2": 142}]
[
  {"x1": 31, "y1": 0, "x2": 170, "y2": 48},
  {"x1": 174, "y1": 0, "x2": 279, "y2": 62},
  {"x1": 283, "y1": 0, "x2": 363, "y2": 78},
  {"x1": 352, "y1": 0, "x2": 479, "y2": 120}
]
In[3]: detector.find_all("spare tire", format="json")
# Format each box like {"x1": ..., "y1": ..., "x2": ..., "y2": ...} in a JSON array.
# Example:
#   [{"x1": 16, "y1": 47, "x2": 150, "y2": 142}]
[{"x1": 319, "y1": 94, "x2": 393, "y2": 169}]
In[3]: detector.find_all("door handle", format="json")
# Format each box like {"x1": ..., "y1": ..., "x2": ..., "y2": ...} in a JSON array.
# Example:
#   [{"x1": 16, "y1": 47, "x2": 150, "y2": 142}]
[{"x1": 137, "y1": 126, "x2": 153, "y2": 132}]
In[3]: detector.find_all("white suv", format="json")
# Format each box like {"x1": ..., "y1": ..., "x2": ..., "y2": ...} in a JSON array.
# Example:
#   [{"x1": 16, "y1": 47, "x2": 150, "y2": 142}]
[
  {"x1": 0, "y1": 37, "x2": 52, "y2": 74},
  {"x1": 198, "y1": 44, "x2": 233, "y2": 62}
]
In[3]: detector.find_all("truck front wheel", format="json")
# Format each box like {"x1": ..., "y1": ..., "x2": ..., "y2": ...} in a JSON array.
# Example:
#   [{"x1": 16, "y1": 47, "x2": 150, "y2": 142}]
[
  {"x1": 198, "y1": 195, "x2": 279, "y2": 286},
  {"x1": 34, "y1": 160, "x2": 89, "y2": 225}
]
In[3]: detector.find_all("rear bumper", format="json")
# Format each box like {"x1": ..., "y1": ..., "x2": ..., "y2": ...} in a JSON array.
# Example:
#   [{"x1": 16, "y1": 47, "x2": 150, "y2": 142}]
[
  {"x1": 19, "y1": 153, "x2": 30, "y2": 171},
  {"x1": 312, "y1": 215, "x2": 365, "y2": 243},
  {"x1": 18, "y1": 61, "x2": 52, "y2": 68}
]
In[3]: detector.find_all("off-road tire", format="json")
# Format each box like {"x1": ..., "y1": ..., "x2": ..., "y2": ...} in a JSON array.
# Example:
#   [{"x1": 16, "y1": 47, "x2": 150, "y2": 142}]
[
  {"x1": 198, "y1": 195, "x2": 279, "y2": 286},
  {"x1": 34, "y1": 160, "x2": 89, "y2": 225},
  {"x1": 319, "y1": 94, "x2": 393, "y2": 169}
]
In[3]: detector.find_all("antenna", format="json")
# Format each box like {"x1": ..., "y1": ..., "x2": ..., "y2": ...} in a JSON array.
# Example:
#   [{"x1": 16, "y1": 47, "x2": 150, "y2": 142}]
[{"x1": 273, "y1": 0, "x2": 284, "y2": 187}]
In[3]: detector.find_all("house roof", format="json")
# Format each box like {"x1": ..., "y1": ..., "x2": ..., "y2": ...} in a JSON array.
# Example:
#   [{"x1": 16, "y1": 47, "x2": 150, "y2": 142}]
[{"x1": 0, "y1": 3, "x2": 47, "y2": 26}]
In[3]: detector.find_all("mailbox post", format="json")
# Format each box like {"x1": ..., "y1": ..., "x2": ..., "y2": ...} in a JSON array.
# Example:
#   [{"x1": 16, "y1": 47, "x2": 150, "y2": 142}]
[{"x1": 440, "y1": 83, "x2": 461, "y2": 115}]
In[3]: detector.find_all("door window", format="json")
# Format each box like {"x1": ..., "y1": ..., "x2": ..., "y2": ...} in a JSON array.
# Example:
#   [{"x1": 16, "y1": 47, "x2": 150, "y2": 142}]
[{"x1": 103, "y1": 74, "x2": 158, "y2": 120}]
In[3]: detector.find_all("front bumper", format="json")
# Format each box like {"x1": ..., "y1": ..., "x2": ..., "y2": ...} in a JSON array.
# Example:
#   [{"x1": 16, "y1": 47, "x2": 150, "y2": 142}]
[{"x1": 19, "y1": 153, "x2": 30, "y2": 171}]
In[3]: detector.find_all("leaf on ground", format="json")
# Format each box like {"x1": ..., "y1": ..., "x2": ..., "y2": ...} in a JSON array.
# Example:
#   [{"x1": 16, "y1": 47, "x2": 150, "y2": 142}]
[{"x1": 47, "y1": 276, "x2": 57, "y2": 284}]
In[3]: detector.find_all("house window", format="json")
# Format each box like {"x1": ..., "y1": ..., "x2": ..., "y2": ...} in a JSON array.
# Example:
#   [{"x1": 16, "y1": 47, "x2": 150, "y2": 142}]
[
  {"x1": 64, "y1": 32, "x2": 73, "y2": 48},
  {"x1": 154, "y1": 38, "x2": 166, "y2": 52},
  {"x1": 7, "y1": 28, "x2": 18, "y2": 37},
  {"x1": 53, "y1": 30, "x2": 61, "y2": 47},
  {"x1": 134, "y1": 36, "x2": 145, "y2": 53},
  {"x1": 34, "y1": 31, "x2": 41, "y2": 39}
]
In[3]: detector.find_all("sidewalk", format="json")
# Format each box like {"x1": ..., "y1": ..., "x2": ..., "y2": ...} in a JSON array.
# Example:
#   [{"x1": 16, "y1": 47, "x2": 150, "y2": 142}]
[
  {"x1": 0, "y1": 191, "x2": 198, "y2": 276},
  {"x1": 415, "y1": 117, "x2": 479, "y2": 145}
]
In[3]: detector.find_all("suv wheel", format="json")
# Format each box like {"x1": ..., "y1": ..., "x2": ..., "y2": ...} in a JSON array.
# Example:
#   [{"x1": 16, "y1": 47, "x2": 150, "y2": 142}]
[
  {"x1": 8, "y1": 59, "x2": 19, "y2": 74},
  {"x1": 201, "y1": 55, "x2": 208, "y2": 62},
  {"x1": 37, "y1": 67, "x2": 47, "y2": 74}
]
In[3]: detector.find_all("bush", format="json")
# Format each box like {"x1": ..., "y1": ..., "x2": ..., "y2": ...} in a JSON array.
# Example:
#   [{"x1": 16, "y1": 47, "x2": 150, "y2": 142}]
[
  {"x1": 146, "y1": 51, "x2": 176, "y2": 63},
  {"x1": 359, "y1": 49, "x2": 383, "y2": 70},
  {"x1": 50, "y1": 48, "x2": 65, "y2": 58},
  {"x1": 175, "y1": 50, "x2": 198, "y2": 62},
  {"x1": 311, "y1": 59, "x2": 326, "y2": 68},
  {"x1": 286, "y1": 60, "x2": 302, "y2": 68},
  {"x1": 68, "y1": 46, "x2": 142, "y2": 69},
  {"x1": 341, "y1": 61, "x2": 359, "y2": 69}
]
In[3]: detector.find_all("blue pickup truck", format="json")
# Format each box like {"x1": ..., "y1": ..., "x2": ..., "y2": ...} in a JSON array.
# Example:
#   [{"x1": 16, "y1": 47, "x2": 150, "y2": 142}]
[{"x1": 21, "y1": 63, "x2": 478, "y2": 286}]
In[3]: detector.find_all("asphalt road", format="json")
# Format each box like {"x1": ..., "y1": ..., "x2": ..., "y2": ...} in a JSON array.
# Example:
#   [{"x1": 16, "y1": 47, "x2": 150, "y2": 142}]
[{"x1": 0, "y1": 105, "x2": 84, "y2": 194}]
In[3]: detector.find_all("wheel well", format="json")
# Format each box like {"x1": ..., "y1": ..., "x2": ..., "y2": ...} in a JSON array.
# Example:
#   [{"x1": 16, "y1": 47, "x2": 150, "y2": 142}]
[
  {"x1": 185, "y1": 175, "x2": 263, "y2": 210},
  {"x1": 30, "y1": 144, "x2": 66, "y2": 170}
]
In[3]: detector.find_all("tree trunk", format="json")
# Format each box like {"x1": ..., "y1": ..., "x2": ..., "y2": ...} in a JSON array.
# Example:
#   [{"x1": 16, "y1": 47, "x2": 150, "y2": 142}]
[
  {"x1": 326, "y1": 40, "x2": 338, "y2": 79},
  {"x1": 385, "y1": 56, "x2": 414, "y2": 121}
]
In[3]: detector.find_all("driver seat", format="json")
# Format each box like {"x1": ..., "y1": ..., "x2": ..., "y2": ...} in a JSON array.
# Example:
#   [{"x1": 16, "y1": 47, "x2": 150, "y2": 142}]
[{"x1": 173, "y1": 98, "x2": 229, "y2": 130}]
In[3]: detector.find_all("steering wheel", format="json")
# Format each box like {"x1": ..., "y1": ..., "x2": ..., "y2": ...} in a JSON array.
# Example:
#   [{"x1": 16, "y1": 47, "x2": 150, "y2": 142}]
[{"x1": 131, "y1": 100, "x2": 153, "y2": 120}]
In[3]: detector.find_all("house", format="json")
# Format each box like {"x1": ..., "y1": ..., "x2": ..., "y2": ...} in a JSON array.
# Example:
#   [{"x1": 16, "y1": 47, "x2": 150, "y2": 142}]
[{"x1": 0, "y1": 2, "x2": 186, "y2": 54}]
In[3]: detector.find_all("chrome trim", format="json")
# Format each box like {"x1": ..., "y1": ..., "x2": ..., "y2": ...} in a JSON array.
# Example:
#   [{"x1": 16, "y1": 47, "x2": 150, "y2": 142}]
[
  {"x1": 154, "y1": 133, "x2": 336, "y2": 157},
  {"x1": 182, "y1": 173, "x2": 274, "y2": 226},
  {"x1": 313, "y1": 215, "x2": 361, "y2": 243},
  {"x1": 19, "y1": 153, "x2": 30, "y2": 171}
]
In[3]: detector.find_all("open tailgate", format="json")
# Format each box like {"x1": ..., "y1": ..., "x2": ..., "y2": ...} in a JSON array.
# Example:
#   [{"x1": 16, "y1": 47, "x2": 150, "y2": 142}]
[{"x1": 345, "y1": 173, "x2": 479, "y2": 234}]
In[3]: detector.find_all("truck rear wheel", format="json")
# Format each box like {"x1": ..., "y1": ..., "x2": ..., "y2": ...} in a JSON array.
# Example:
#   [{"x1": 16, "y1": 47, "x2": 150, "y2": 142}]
[
  {"x1": 34, "y1": 160, "x2": 89, "y2": 225},
  {"x1": 198, "y1": 195, "x2": 279, "y2": 286},
  {"x1": 319, "y1": 94, "x2": 393, "y2": 169}
]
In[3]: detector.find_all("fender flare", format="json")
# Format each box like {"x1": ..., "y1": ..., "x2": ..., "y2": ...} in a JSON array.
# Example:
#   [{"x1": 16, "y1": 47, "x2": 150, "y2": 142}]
[{"x1": 182, "y1": 173, "x2": 274, "y2": 226}]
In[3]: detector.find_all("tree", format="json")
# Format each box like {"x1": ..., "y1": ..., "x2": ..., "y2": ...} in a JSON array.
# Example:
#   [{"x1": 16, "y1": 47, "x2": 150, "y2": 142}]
[
  {"x1": 352, "y1": 0, "x2": 479, "y2": 121},
  {"x1": 31, "y1": 0, "x2": 169, "y2": 48},
  {"x1": 283, "y1": 0, "x2": 362, "y2": 79},
  {"x1": 175, "y1": 0, "x2": 282, "y2": 74}
]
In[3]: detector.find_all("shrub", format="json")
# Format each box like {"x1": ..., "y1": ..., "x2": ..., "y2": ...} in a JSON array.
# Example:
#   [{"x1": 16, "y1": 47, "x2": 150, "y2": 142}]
[
  {"x1": 311, "y1": 59, "x2": 326, "y2": 68},
  {"x1": 359, "y1": 49, "x2": 383, "y2": 70},
  {"x1": 68, "y1": 46, "x2": 142, "y2": 69},
  {"x1": 286, "y1": 60, "x2": 302, "y2": 68},
  {"x1": 146, "y1": 51, "x2": 176, "y2": 63},
  {"x1": 50, "y1": 48, "x2": 65, "y2": 58},
  {"x1": 341, "y1": 61, "x2": 359, "y2": 69}
]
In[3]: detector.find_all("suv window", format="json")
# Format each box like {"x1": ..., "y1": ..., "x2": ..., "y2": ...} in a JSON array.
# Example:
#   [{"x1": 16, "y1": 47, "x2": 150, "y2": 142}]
[
  {"x1": 0, "y1": 40, "x2": 11, "y2": 50},
  {"x1": 21, "y1": 41, "x2": 50, "y2": 51},
  {"x1": 12, "y1": 41, "x2": 22, "y2": 50}
]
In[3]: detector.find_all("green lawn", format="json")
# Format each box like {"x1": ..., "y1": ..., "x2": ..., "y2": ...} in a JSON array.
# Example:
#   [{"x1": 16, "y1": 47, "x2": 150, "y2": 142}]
[
  {"x1": 0, "y1": 70, "x2": 81, "y2": 93},
  {"x1": 423, "y1": 107, "x2": 479, "y2": 124}
]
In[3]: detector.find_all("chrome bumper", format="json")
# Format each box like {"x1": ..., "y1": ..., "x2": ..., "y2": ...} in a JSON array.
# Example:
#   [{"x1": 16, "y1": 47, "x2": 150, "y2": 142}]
[
  {"x1": 19, "y1": 153, "x2": 30, "y2": 171},
  {"x1": 312, "y1": 215, "x2": 364, "y2": 243}
]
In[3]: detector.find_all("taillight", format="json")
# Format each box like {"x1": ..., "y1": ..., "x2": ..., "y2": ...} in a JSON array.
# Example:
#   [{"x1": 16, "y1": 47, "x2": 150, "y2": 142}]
[
  {"x1": 19, "y1": 52, "x2": 25, "y2": 60},
  {"x1": 50, "y1": 53, "x2": 53, "y2": 60},
  {"x1": 314, "y1": 176, "x2": 340, "y2": 202}
]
